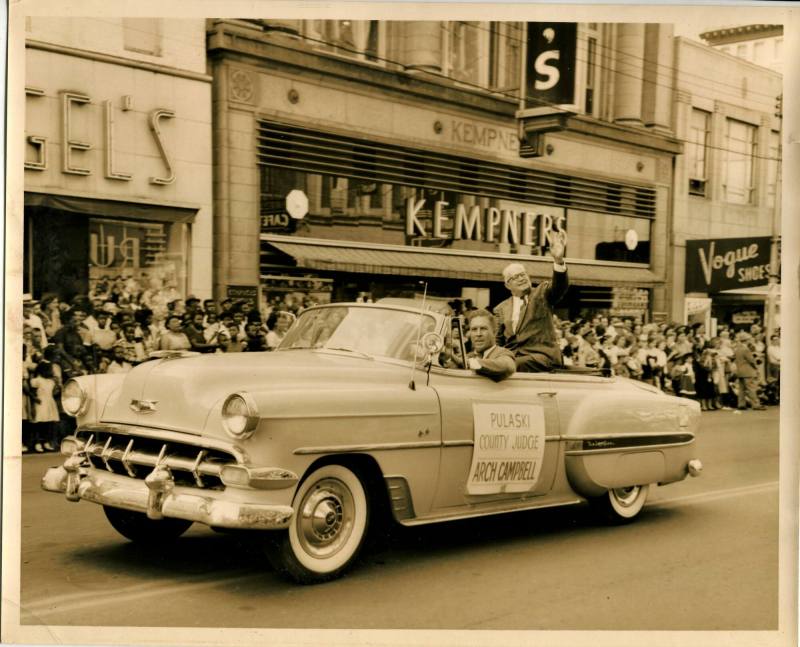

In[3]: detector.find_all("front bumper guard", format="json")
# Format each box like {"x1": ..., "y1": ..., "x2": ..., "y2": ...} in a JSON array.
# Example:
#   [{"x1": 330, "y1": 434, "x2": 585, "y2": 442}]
[{"x1": 42, "y1": 465, "x2": 294, "y2": 530}]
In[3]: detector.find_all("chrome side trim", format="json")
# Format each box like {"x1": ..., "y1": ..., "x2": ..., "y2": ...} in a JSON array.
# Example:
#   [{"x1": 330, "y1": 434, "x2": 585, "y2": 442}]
[
  {"x1": 565, "y1": 440, "x2": 696, "y2": 456},
  {"x1": 442, "y1": 440, "x2": 473, "y2": 448},
  {"x1": 79, "y1": 424, "x2": 248, "y2": 464},
  {"x1": 262, "y1": 410, "x2": 438, "y2": 421},
  {"x1": 561, "y1": 431, "x2": 695, "y2": 441},
  {"x1": 293, "y1": 440, "x2": 441, "y2": 455},
  {"x1": 442, "y1": 436, "x2": 560, "y2": 448}
]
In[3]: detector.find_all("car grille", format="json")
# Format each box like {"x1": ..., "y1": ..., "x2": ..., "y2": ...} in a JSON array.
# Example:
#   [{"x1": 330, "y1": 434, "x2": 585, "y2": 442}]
[{"x1": 75, "y1": 428, "x2": 238, "y2": 490}]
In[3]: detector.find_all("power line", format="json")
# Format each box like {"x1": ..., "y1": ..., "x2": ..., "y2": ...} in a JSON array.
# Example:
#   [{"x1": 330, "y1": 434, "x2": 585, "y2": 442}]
[
  {"x1": 26, "y1": 17, "x2": 782, "y2": 162},
  {"x1": 287, "y1": 25, "x2": 782, "y2": 163},
  {"x1": 484, "y1": 21, "x2": 782, "y2": 103},
  {"x1": 445, "y1": 20, "x2": 781, "y2": 107}
]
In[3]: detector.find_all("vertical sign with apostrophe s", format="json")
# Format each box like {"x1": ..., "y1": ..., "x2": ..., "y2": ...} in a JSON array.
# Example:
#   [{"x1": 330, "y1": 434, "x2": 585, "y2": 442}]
[{"x1": 524, "y1": 23, "x2": 578, "y2": 110}]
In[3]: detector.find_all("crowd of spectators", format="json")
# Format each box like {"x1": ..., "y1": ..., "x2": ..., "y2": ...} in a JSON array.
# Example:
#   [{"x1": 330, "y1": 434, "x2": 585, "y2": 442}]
[
  {"x1": 445, "y1": 299, "x2": 781, "y2": 412},
  {"x1": 21, "y1": 280, "x2": 780, "y2": 454},
  {"x1": 554, "y1": 315, "x2": 780, "y2": 411},
  {"x1": 21, "y1": 277, "x2": 318, "y2": 453}
]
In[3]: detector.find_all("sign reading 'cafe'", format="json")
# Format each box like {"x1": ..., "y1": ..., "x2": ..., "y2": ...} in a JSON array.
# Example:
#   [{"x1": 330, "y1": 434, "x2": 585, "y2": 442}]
[{"x1": 684, "y1": 237, "x2": 773, "y2": 293}]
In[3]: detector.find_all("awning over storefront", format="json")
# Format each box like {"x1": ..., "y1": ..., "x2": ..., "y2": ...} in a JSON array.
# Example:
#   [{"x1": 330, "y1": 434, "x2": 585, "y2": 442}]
[
  {"x1": 25, "y1": 191, "x2": 198, "y2": 224},
  {"x1": 262, "y1": 235, "x2": 661, "y2": 287}
]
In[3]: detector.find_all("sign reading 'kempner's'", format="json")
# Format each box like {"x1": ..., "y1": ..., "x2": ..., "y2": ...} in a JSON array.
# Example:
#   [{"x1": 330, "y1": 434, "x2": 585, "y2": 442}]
[
  {"x1": 467, "y1": 403, "x2": 546, "y2": 495},
  {"x1": 684, "y1": 237, "x2": 772, "y2": 293}
]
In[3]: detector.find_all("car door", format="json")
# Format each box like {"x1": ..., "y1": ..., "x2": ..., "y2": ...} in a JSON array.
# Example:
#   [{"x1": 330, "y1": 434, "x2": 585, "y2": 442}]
[{"x1": 428, "y1": 367, "x2": 561, "y2": 513}]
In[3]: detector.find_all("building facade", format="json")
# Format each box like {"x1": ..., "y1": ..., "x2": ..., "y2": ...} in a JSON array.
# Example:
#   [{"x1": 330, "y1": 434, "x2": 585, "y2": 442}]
[
  {"x1": 672, "y1": 36, "x2": 782, "y2": 331},
  {"x1": 208, "y1": 20, "x2": 681, "y2": 322},
  {"x1": 23, "y1": 17, "x2": 213, "y2": 302},
  {"x1": 700, "y1": 24, "x2": 783, "y2": 75}
]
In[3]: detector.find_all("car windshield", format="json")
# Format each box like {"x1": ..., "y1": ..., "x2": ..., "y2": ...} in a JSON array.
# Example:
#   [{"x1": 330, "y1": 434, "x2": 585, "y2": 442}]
[{"x1": 277, "y1": 305, "x2": 439, "y2": 361}]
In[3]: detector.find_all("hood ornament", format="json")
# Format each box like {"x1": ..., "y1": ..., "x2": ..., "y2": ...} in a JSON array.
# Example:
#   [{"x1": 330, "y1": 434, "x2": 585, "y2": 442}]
[{"x1": 130, "y1": 399, "x2": 158, "y2": 414}]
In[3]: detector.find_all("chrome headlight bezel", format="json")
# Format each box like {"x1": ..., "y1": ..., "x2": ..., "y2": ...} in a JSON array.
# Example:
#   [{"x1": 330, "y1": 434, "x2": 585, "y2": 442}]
[
  {"x1": 221, "y1": 391, "x2": 260, "y2": 440},
  {"x1": 61, "y1": 379, "x2": 88, "y2": 417}
]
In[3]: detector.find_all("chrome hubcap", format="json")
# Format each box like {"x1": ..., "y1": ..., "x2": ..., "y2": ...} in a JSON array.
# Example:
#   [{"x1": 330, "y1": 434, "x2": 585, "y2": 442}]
[
  {"x1": 297, "y1": 479, "x2": 353, "y2": 558},
  {"x1": 611, "y1": 486, "x2": 641, "y2": 507}
]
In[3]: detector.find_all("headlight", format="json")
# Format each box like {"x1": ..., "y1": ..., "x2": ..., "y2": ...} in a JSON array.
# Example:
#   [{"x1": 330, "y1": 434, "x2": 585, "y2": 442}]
[
  {"x1": 61, "y1": 379, "x2": 88, "y2": 416},
  {"x1": 221, "y1": 392, "x2": 259, "y2": 439}
]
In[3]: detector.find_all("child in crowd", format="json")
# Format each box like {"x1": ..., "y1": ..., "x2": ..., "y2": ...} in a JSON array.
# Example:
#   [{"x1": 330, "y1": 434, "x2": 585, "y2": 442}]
[{"x1": 29, "y1": 361, "x2": 60, "y2": 452}]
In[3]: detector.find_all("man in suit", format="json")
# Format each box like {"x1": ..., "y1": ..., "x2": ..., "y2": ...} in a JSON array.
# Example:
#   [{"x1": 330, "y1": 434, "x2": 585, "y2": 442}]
[
  {"x1": 734, "y1": 331, "x2": 765, "y2": 410},
  {"x1": 464, "y1": 309, "x2": 516, "y2": 382},
  {"x1": 493, "y1": 229, "x2": 569, "y2": 372}
]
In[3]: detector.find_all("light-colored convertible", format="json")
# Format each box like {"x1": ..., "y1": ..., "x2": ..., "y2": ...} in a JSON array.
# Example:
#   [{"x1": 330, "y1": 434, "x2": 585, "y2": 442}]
[{"x1": 43, "y1": 302, "x2": 703, "y2": 583}]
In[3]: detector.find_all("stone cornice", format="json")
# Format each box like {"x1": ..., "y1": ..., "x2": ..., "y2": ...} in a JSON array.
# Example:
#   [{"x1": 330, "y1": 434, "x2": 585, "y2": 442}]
[
  {"x1": 206, "y1": 20, "x2": 519, "y2": 120},
  {"x1": 699, "y1": 24, "x2": 783, "y2": 45},
  {"x1": 26, "y1": 39, "x2": 212, "y2": 83}
]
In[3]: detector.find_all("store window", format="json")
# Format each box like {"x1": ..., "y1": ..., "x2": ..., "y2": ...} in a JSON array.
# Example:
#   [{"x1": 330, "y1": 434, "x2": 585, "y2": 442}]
[
  {"x1": 88, "y1": 218, "x2": 187, "y2": 300},
  {"x1": 687, "y1": 109, "x2": 711, "y2": 197},
  {"x1": 260, "y1": 165, "x2": 652, "y2": 265},
  {"x1": 122, "y1": 18, "x2": 162, "y2": 56},
  {"x1": 723, "y1": 118, "x2": 757, "y2": 205},
  {"x1": 305, "y1": 20, "x2": 383, "y2": 62},
  {"x1": 566, "y1": 210, "x2": 651, "y2": 264}
]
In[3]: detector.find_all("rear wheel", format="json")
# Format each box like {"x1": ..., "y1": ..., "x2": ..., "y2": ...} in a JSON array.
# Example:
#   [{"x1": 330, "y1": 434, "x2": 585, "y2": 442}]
[
  {"x1": 590, "y1": 484, "x2": 650, "y2": 524},
  {"x1": 265, "y1": 464, "x2": 369, "y2": 584},
  {"x1": 103, "y1": 506, "x2": 193, "y2": 544}
]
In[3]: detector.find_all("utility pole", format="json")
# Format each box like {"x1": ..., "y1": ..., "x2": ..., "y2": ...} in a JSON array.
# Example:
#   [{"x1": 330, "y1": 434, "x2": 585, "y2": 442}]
[{"x1": 766, "y1": 94, "x2": 782, "y2": 341}]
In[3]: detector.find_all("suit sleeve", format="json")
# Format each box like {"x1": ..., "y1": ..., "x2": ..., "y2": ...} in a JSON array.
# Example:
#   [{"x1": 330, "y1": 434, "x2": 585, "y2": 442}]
[
  {"x1": 545, "y1": 266, "x2": 569, "y2": 307},
  {"x1": 476, "y1": 348, "x2": 516, "y2": 382},
  {"x1": 492, "y1": 303, "x2": 508, "y2": 346}
]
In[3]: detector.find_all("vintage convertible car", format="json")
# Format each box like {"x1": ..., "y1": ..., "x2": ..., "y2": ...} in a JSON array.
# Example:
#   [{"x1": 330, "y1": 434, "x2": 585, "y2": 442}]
[{"x1": 42, "y1": 302, "x2": 703, "y2": 583}]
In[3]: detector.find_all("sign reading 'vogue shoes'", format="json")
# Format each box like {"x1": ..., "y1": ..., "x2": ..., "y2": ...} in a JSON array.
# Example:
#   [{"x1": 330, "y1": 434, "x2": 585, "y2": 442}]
[{"x1": 684, "y1": 237, "x2": 773, "y2": 293}]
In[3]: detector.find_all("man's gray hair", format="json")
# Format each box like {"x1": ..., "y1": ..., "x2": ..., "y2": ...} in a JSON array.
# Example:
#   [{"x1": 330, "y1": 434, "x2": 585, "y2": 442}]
[{"x1": 502, "y1": 263, "x2": 526, "y2": 283}]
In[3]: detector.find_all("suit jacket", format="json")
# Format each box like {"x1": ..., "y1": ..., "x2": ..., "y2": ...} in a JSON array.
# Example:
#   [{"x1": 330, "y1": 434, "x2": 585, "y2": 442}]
[
  {"x1": 469, "y1": 345, "x2": 516, "y2": 382},
  {"x1": 493, "y1": 267, "x2": 568, "y2": 364}
]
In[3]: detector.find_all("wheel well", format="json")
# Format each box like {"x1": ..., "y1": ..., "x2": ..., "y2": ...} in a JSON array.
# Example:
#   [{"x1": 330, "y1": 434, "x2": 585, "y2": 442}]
[{"x1": 299, "y1": 453, "x2": 391, "y2": 517}]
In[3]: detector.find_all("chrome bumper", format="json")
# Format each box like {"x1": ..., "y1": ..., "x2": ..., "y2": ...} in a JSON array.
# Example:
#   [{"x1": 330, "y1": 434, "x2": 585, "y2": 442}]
[{"x1": 42, "y1": 465, "x2": 294, "y2": 530}]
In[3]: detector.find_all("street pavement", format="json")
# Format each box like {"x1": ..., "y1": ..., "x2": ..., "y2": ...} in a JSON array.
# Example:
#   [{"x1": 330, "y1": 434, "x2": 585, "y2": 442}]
[{"x1": 14, "y1": 406, "x2": 780, "y2": 631}]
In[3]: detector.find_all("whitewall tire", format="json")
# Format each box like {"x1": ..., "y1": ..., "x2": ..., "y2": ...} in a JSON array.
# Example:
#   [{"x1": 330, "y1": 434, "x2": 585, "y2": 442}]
[
  {"x1": 590, "y1": 484, "x2": 650, "y2": 524},
  {"x1": 266, "y1": 464, "x2": 369, "y2": 584}
]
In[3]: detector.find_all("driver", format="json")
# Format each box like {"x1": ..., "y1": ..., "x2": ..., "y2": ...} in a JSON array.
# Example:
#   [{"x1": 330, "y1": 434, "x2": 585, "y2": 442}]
[{"x1": 464, "y1": 309, "x2": 516, "y2": 382}]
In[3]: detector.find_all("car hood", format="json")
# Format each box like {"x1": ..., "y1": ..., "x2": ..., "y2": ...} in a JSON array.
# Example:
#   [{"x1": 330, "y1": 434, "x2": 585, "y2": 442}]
[{"x1": 100, "y1": 350, "x2": 410, "y2": 434}]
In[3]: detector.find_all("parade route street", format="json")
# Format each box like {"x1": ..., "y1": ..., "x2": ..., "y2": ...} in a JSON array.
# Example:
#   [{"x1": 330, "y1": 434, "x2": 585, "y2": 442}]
[{"x1": 17, "y1": 407, "x2": 779, "y2": 630}]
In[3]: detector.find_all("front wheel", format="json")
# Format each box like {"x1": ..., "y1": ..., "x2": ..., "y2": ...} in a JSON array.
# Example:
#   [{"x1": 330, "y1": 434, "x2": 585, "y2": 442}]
[
  {"x1": 264, "y1": 464, "x2": 369, "y2": 584},
  {"x1": 103, "y1": 506, "x2": 193, "y2": 544},
  {"x1": 589, "y1": 484, "x2": 650, "y2": 524}
]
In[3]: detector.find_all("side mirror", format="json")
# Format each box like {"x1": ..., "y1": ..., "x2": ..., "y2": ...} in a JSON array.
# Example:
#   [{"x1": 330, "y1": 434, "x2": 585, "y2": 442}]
[{"x1": 420, "y1": 332, "x2": 444, "y2": 358}]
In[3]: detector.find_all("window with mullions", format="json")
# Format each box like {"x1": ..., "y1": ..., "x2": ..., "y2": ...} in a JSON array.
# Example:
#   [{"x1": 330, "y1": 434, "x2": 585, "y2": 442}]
[
  {"x1": 687, "y1": 109, "x2": 711, "y2": 197},
  {"x1": 446, "y1": 21, "x2": 487, "y2": 86},
  {"x1": 765, "y1": 130, "x2": 780, "y2": 209},
  {"x1": 304, "y1": 20, "x2": 383, "y2": 62},
  {"x1": 723, "y1": 118, "x2": 757, "y2": 205},
  {"x1": 488, "y1": 22, "x2": 522, "y2": 95}
]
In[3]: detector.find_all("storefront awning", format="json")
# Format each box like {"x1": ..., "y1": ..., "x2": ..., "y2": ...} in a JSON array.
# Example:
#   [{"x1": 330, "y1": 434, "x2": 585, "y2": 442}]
[
  {"x1": 262, "y1": 235, "x2": 661, "y2": 287},
  {"x1": 25, "y1": 191, "x2": 198, "y2": 224}
]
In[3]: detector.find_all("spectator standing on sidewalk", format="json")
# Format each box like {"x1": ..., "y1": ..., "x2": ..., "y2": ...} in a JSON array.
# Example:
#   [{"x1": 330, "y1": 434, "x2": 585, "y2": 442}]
[
  {"x1": 29, "y1": 361, "x2": 60, "y2": 452},
  {"x1": 766, "y1": 334, "x2": 781, "y2": 382},
  {"x1": 158, "y1": 315, "x2": 192, "y2": 351},
  {"x1": 733, "y1": 332, "x2": 765, "y2": 410}
]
